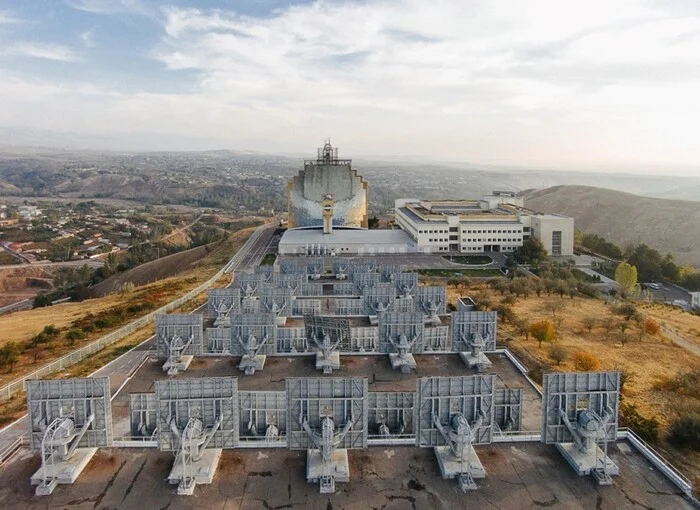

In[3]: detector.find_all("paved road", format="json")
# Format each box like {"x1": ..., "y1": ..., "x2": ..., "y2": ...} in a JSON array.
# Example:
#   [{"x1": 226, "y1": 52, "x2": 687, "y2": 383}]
[
  {"x1": 0, "y1": 224, "x2": 271, "y2": 455},
  {"x1": 643, "y1": 283, "x2": 693, "y2": 307},
  {"x1": 0, "y1": 259, "x2": 105, "y2": 270},
  {"x1": 660, "y1": 325, "x2": 700, "y2": 357},
  {"x1": 0, "y1": 336, "x2": 157, "y2": 454},
  {"x1": 578, "y1": 267, "x2": 617, "y2": 286},
  {"x1": 278, "y1": 251, "x2": 506, "y2": 271}
]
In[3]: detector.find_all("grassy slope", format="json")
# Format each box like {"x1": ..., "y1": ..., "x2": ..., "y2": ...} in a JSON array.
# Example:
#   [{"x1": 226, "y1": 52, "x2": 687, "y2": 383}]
[
  {"x1": 523, "y1": 185, "x2": 700, "y2": 266},
  {"x1": 444, "y1": 281, "x2": 700, "y2": 489},
  {"x1": 0, "y1": 225, "x2": 259, "y2": 386}
]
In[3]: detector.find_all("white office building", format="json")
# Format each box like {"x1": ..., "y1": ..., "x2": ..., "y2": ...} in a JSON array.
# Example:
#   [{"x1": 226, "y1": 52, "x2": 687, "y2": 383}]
[
  {"x1": 690, "y1": 292, "x2": 700, "y2": 310},
  {"x1": 394, "y1": 192, "x2": 574, "y2": 256}
]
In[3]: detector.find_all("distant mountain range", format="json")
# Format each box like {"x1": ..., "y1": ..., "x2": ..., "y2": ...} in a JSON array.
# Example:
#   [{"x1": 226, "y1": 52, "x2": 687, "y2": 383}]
[{"x1": 523, "y1": 185, "x2": 700, "y2": 267}]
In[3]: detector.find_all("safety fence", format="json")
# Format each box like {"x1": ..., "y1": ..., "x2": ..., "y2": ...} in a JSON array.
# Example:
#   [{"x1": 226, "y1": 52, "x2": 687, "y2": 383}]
[
  {"x1": 617, "y1": 428, "x2": 696, "y2": 501},
  {"x1": 0, "y1": 224, "x2": 268, "y2": 403},
  {"x1": 0, "y1": 435, "x2": 28, "y2": 466}
]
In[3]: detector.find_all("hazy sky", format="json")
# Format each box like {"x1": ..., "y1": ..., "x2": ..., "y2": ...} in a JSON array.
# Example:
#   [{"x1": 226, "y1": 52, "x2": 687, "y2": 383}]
[{"x1": 1, "y1": 0, "x2": 700, "y2": 172}]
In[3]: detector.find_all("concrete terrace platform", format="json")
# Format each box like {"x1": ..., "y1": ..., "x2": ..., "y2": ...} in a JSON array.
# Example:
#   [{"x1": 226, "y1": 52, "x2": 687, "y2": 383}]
[
  {"x1": 110, "y1": 353, "x2": 543, "y2": 438},
  {"x1": 1, "y1": 442, "x2": 693, "y2": 509}
]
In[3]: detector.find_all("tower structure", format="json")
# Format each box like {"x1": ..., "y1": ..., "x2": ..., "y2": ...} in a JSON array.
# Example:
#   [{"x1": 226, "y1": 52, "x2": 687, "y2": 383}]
[
  {"x1": 322, "y1": 194, "x2": 334, "y2": 234},
  {"x1": 287, "y1": 140, "x2": 368, "y2": 229}
]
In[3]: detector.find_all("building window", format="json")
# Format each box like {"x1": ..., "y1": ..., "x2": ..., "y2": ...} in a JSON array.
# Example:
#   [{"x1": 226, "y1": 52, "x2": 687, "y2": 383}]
[{"x1": 552, "y1": 230, "x2": 562, "y2": 256}]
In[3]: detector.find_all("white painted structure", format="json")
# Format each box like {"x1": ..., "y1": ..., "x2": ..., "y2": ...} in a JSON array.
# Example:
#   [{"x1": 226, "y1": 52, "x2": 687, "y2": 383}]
[
  {"x1": 278, "y1": 227, "x2": 415, "y2": 256},
  {"x1": 690, "y1": 292, "x2": 700, "y2": 310},
  {"x1": 394, "y1": 194, "x2": 574, "y2": 256}
]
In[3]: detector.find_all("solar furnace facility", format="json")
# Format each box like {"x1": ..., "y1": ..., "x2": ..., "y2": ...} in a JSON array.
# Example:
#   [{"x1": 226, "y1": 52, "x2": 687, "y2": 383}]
[{"x1": 12, "y1": 256, "x2": 696, "y2": 508}]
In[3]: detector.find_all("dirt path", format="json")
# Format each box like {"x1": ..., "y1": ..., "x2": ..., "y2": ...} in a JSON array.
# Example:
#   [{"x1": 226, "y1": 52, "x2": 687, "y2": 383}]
[{"x1": 660, "y1": 324, "x2": 700, "y2": 357}]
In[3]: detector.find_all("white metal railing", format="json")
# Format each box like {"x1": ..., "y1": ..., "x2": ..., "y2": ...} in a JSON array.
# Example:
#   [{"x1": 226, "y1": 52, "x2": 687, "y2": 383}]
[
  {"x1": 494, "y1": 348, "x2": 543, "y2": 396},
  {"x1": 492, "y1": 430, "x2": 541, "y2": 443},
  {"x1": 0, "y1": 299, "x2": 32, "y2": 316},
  {"x1": 0, "y1": 434, "x2": 29, "y2": 466},
  {"x1": 112, "y1": 438, "x2": 159, "y2": 448},
  {"x1": 368, "y1": 437, "x2": 415, "y2": 446},
  {"x1": 236, "y1": 439, "x2": 287, "y2": 449},
  {"x1": 617, "y1": 428, "x2": 696, "y2": 501},
  {"x1": 0, "y1": 224, "x2": 268, "y2": 402}
]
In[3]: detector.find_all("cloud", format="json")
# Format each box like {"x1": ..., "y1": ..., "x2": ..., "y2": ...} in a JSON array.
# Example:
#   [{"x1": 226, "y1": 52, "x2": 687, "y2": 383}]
[
  {"x1": 0, "y1": 9, "x2": 23, "y2": 24},
  {"x1": 80, "y1": 28, "x2": 96, "y2": 48},
  {"x1": 65, "y1": 0, "x2": 148, "y2": 16},
  {"x1": 3, "y1": 0, "x2": 700, "y2": 169},
  {"x1": 2, "y1": 43, "x2": 81, "y2": 62},
  {"x1": 156, "y1": 1, "x2": 682, "y2": 116}
]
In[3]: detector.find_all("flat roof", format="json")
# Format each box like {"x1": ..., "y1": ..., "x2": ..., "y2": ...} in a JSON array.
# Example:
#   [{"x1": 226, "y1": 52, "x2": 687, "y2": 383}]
[
  {"x1": 110, "y1": 353, "x2": 541, "y2": 435},
  {"x1": 532, "y1": 213, "x2": 573, "y2": 220},
  {"x1": 5, "y1": 352, "x2": 693, "y2": 508},
  {"x1": 398, "y1": 206, "x2": 522, "y2": 225},
  {"x1": 280, "y1": 227, "x2": 414, "y2": 246},
  {"x1": 2, "y1": 442, "x2": 693, "y2": 509}
]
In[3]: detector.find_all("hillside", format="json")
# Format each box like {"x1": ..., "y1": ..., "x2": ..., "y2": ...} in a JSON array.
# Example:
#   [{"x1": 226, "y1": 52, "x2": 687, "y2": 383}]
[{"x1": 523, "y1": 185, "x2": 700, "y2": 266}]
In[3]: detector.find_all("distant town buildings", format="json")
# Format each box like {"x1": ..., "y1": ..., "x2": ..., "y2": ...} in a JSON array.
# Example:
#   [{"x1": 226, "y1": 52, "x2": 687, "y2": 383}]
[{"x1": 18, "y1": 205, "x2": 42, "y2": 222}]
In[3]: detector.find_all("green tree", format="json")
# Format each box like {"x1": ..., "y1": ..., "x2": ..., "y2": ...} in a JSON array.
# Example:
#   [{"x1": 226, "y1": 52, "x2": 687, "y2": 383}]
[
  {"x1": 514, "y1": 318, "x2": 530, "y2": 341},
  {"x1": 668, "y1": 415, "x2": 700, "y2": 451},
  {"x1": 104, "y1": 252, "x2": 119, "y2": 277},
  {"x1": 513, "y1": 237, "x2": 549, "y2": 265},
  {"x1": 614, "y1": 303, "x2": 638, "y2": 321},
  {"x1": 529, "y1": 320, "x2": 555, "y2": 348},
  {"x1": 33, "y1": 293, "x2": 52, "y2": 308},
  {"x1": 0, "y1": 342, "x2": 20, "y2": 373},
  {"x1": 615, "y1": 262, "x2": 638, "y2": 297},
  {"x1": 65, "y1": 328, "x2": 86, "y2": 344},
  {"x1": 548, "y1": 344, "x2": 568, "y2": 366}
]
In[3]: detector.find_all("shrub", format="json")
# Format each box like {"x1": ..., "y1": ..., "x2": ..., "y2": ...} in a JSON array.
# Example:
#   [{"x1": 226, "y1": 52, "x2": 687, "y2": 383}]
[
  {"x1": 494, "y1": 304, "x2": 515, "y2": 324},
  {"x1": 572, "y1": 351, "x2": 601, "y2": 371},
  {"x1": 614, "y1": 303, "x2": 637, "y2": 320},
  {"x1": 118, "y1": 281, "x2": 135, "y2": 295},
  {"x1": 43, "y1": 325, "x2": 59, "y2": 337},
  {"x1": 577, "y1": 283, "x2": 599, "y2": 298},
  {"x1": 501, "y1": 295, "x2": 517, "y2": 306},
  {"x1": 582, "y1": 316, "x2": 596, "y2": 333},
  {"x1": 33, "y1": 294, "x2": 52, "y2": 308},
  {"x1": 472, "y1": 291, "x2": 492, "y2": 311},
  {"x1": 600, "y1": 317, "x2": 616, "y2": 339},
  {"x1": 643, "y1": 318, "x2": 660, "y2": 336},
  {"x1": 615, "y1": 331, "x2": 631, "y2": 346},
  {"x1": 93, "y1": 317, "x2": 113, "y2": 330},
  {"x1": 619, "y1": 402, "x2": 659, "y2": 441},
  {"x1": 668, "y1": 415, "x2": 700, "y2": 451},
  {"x1": 529, "y1": 320, "x2": 555, "y2": 348},
  {"x1": 65, "y1": 328, "x2": 86, "y2": 343},
  {"x1": 620, "y1": 369, "x2": 635, "y2": 395},
  {"x1": 529, "y1": 366, "x2": 543, "y2": 385},
  {"x1": 658, "y1": 371, "x2": 700, "y2": 399},
  {"x1": 548, "y1": 344, "x2": 568, "y2": 366}
]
